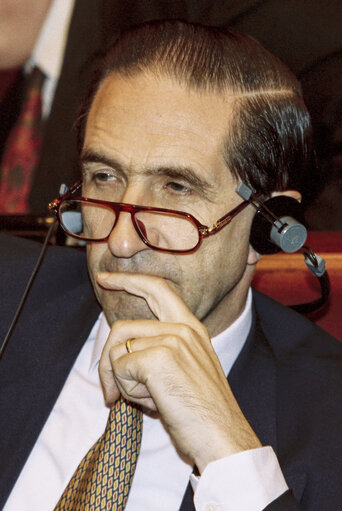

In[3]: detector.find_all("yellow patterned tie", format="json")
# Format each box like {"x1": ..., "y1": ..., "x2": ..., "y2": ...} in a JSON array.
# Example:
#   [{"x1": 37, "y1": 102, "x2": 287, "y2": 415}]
[{"x1": 54, "y1": 397, "x2": 142, "y2": 511}]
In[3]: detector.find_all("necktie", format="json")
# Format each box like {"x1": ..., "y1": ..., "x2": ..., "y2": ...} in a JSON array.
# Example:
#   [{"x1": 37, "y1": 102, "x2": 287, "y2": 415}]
[
  {"x1": 54, "y1": 397, "x2": 143, "y2": 511},
  {"x1": 0, "y1": 66, "x2": 44, "y2": 214}
]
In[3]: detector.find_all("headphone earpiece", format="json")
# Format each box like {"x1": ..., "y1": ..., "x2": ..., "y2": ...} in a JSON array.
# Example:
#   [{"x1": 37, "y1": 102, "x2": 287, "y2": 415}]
[
  {"x1": 236, "y1": 183, "x2": 328, "y2": 313},
  {"x1": 250, "y1": 195, "x2": 307, "y2": 254}
]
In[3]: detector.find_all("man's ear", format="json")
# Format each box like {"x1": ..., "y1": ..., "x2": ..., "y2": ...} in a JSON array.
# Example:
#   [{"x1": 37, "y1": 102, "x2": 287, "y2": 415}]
[
  {"x1": 247, "y1": 189, "x2": 303, "y2": 264},
  {"x1": 271, "y1": 189, "x2": 302, "y2": 202},
  {"x1": 247, "y1": 244, "x2": 261, "y2": 265}
]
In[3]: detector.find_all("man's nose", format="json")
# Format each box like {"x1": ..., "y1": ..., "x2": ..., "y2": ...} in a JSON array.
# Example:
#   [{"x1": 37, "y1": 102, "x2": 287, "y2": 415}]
[{"x1": 107, "y1": 209, "x2": 148, "y2": 258}]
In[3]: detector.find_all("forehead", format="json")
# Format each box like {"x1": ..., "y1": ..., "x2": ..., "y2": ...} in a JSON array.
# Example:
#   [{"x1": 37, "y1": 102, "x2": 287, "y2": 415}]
[{"x1": 84, "y1": 71, "x2": 237, "y2": 189}]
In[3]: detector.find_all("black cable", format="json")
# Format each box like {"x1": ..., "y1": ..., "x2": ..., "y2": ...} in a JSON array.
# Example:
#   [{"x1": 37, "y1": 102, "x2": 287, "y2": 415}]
[
  {"x1": 0, "y1": 218, "x2": 57, "y2": 359},
  {"x1": 290, "y1": 271, "x2": 331, "y2": 314},
  {"x1": 290, "y1": 246, "x2": 331, "y2": 314}
]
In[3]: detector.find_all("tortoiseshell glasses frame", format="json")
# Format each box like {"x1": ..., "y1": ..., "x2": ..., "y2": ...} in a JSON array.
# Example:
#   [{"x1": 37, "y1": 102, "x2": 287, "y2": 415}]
[{"x1": 49, "y1": 181, "x2": 252, "y2": 254}]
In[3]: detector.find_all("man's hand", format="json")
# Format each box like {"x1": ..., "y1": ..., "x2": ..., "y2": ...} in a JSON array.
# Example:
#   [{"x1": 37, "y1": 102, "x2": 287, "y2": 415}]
[{"x1": 97, "y1": 272, "x2": 261, "y2": 473}]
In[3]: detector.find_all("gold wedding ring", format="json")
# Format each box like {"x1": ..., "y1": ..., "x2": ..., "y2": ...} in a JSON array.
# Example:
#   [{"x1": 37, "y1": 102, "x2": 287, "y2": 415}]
[{"x1": 125, "y1": 338, "x2": 134, "y2": 353}]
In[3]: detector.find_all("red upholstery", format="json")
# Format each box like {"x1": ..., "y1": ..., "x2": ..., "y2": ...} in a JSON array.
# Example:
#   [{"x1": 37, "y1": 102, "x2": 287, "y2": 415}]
[{"x1": 252, "y1": 232, "x2": 342, "y2": 341}]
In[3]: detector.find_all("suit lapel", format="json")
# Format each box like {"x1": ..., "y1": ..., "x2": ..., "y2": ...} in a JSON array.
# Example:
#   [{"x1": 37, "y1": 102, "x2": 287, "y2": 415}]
[
  {"x1": 228, "y1": 309, "x2": 278, "y2": 449},
  {"x1": 0, "y1": 271, "x2": 100, "y2": 508}
]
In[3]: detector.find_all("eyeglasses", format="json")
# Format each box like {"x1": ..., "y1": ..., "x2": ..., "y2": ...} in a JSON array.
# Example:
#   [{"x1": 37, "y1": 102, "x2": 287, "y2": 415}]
[{"x1": 49, "y1": 181, "x2": 252, "y2": 254}]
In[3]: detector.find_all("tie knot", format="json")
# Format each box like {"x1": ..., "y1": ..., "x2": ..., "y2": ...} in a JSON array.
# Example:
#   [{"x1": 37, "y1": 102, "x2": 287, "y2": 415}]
[{"x1": 25, "y1": 66, "x2": 45, "y2": 94}]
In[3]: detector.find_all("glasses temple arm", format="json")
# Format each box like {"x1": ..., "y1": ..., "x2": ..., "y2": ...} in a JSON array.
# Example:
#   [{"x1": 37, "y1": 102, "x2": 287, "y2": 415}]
[
  {"x1": 235, "y1": 183, "x2": 278, "y2": 223},
  {"x1": 49, "y1": 181, "x2": 83, "y2": 215}
]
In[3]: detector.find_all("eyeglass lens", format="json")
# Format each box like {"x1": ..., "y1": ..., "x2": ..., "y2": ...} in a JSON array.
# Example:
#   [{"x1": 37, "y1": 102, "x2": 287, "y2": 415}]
[{"x1": 59, "y1": 199, "x2": 200, "y2": 251}]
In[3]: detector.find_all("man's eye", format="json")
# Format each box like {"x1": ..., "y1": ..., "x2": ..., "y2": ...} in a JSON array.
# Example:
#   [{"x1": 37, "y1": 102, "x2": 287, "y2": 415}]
[
  {"x1": 92, "y1": 172, "x2": 115, "y2": 183},
  {"x1": 166, "y1": 181, "x2": 192, "y2": 194}
]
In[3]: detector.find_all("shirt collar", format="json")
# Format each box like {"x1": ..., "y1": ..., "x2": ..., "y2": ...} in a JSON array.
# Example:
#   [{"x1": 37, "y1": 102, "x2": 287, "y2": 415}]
[
  {"x1": 89, "y1": 288, "x2": 252, "y2": 374},
  {"x1": 211, "y1": 288, "x2": 252, "y2": 376},
  {"x1": 25, "y1": 0, "x2": 75, "y2": 81},
  {"x1": 89, "y1": 312, "x2": 111, "y2": 372}
]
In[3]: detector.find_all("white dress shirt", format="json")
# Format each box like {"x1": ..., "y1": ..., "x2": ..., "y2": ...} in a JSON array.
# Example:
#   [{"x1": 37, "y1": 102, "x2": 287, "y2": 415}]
[
  {"x1": 25, "y1": 0, "x2": 76, "y2": 118},
  {"x1": 4, "y1": 289, "x2": 288, "y2": 510}
]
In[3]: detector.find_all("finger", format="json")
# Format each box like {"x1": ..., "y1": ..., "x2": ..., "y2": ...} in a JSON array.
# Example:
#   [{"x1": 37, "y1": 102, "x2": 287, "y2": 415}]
[
  {"x1": 99, "y1": 335, "x2": 148, "y2": 406},
  {"x1": 99, "y1": 318, "x2": 212, "y2": 406},
  {"x1": 101, "y1": 341, "x2": 158, "y2": 409},
  {"x1": 100, "y1": 319, "x2": 210, "y2": 382},
  {"x1": 96, "y1": 272, "x2": 204, "y2": 332},
  {"x1": 99, "y1": 332, "x2": 159, "y2": 402},
  {"x1": 103, "y1": 319, "x2": 206, "y2": 350},
  {"x1": 113, "y1": 350, "x2": 156, "y2": 408},
  {"x1": 100, "y1": 328, "x2": 210, "y2": 407}
]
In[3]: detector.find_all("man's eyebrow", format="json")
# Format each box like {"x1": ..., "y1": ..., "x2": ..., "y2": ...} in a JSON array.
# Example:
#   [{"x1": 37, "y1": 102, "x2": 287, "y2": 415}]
[
  {"x1": 143, "y1": 166, "x2": 216, "y2": 201},
  {"x1": 81, "y1": 149, "x2": 216, "y2": 200},
  {"x1": 80, "y1": 150, "x2": 124, "y2": 173}
]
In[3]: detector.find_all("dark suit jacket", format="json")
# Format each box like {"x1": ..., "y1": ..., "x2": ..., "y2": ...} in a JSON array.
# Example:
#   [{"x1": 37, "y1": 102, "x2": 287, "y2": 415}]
[{"x1": 1, "y1": 233, "x2": 342, "y2": 510}]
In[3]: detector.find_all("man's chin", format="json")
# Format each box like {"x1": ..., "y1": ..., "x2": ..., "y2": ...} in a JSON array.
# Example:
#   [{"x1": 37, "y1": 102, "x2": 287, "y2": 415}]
[{"x1": 99, "y1": 289, "x2": 157, "y2": 325}]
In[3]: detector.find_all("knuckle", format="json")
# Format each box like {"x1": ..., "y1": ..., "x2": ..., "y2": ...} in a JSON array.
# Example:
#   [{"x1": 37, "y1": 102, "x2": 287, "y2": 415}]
[
  {"x1": 167, "y1": 335, "x2": 183, "y2": 350},
  {"x1": 197, "y1": 322, "x2": 209, "y2": 339},
  {"x1": 110, "y1": 319, "x2": 126, "y2": 334},
  {"x1": 108, "y1": 319, "x2": 136, "y2": 341},
  {"x1": 176, "y1": 323, "x2": 193, "y2": 340},
  {"x1": 152, "y1": 342, "x2": 175, "y2": 361},
  {"x1": 162, "y1": 332, "x2": 188, "y2": 353},
  {"x1": 175, "y1": 322, "x2": 206, "y2": 344},
  {"x1": 153, "y1": 276, "x2": 170, "y2": 292}
]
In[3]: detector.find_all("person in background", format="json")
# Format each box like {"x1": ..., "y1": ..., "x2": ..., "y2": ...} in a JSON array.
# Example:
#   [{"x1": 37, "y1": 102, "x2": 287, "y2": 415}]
[{"x1": 0, "y1": 0, "x2": 74, "y2": 213}]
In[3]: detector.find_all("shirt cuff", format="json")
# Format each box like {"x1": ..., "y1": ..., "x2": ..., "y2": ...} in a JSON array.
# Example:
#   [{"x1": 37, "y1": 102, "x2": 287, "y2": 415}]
[{"x1": 191, "y1": 446, "x2": 288, "y2": 511}]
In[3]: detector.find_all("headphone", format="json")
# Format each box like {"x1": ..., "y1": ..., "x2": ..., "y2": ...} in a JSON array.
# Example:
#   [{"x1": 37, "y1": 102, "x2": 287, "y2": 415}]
[
  {"x1": 236, "y1": 183, "x2": 330, "y2": 313},
  {"x1": 236, "y1": 183, "x2": 307, "y2": 255}
]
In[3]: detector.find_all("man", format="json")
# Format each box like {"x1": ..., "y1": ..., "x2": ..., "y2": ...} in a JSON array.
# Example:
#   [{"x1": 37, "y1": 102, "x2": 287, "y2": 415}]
[
  {"x1": 0, "y1": 0, "x2": 75, "y2": 213},
  {"x1": 1, "y1": 20, "x2": 342, "y2": 510}
]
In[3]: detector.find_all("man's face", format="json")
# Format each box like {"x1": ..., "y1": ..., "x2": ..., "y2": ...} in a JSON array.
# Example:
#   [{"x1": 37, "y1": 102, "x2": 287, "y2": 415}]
[
  {"x1": 83, "y1": 72, "x2": 257, "y2": 336},
  {"x1": 0, "y1": 0, "x2": 52, "y2": 68}
]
